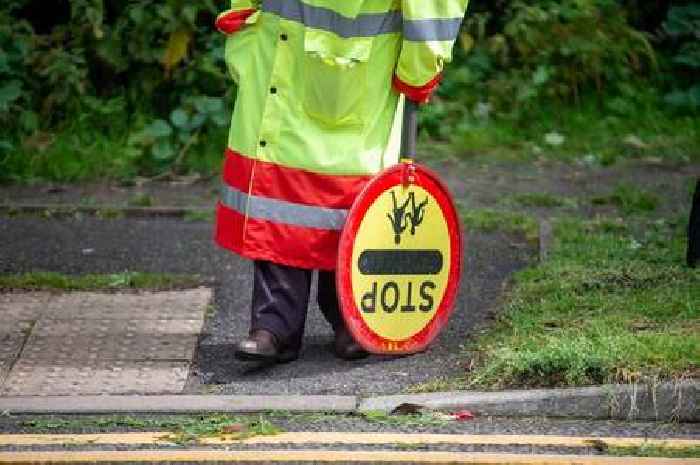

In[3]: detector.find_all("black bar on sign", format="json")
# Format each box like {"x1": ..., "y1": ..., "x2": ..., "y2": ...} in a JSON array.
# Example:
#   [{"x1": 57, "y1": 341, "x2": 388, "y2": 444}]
[{"x1": 358, "y1": 250, "x2": 443, "y2": 275}]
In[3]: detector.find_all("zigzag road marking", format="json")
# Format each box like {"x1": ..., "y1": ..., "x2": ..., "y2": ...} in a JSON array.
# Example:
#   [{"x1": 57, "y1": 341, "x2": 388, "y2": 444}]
[
  {"x1": 0, "y1": 432, "x2": 697, "y2": 449},
  {"x1": 0, "y1": 450, "x2": 697, "y2": 464}
]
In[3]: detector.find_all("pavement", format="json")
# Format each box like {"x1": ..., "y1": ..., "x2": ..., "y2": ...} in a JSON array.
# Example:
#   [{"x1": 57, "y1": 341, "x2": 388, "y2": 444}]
[
  {"x1": 0, "y1": 214, "x2": 534, "y2": 399},
  {"x1": 0, "y1": 193, "x2": 697, "y2": 424},
  {"x1": 0, "y1": 289, "x2": 210, "y2": 396},
  {"x1": 1, "y1": 213, "x2": 696, "y2": 423}
]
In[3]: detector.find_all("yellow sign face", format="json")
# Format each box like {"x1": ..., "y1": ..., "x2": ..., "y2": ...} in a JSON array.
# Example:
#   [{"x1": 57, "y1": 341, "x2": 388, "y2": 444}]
[{"x1": 350, "y1": 185, "x2": 451, "y2": 341}]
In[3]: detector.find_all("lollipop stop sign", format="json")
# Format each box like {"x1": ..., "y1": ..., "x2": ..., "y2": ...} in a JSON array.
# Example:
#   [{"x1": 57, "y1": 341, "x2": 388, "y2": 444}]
[{"x1": 337, "y1": 101, "x2": 463, "y2": 355}]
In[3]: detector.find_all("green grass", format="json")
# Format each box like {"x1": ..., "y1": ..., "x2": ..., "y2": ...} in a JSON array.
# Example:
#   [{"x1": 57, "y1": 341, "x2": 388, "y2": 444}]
[
  {"x1": 431, "y1": 176, "x2": 697, "y2": 391},
  {"x1": 20, "y1": 415, "x2": 280, "y2": 444},
  {"x1": 607, "y1": 445, "x2": 700, "y2": 458},
  {"x1": 183, "y1": 209, "x2": 215, "y2": 222},
  {"x1": 0, "y1": 271, "x2": 203, "y2": 291},
  {"x1": 592, "y1": 183, "x2": 660, "y2": 215},
  {"x1": 507, "y1": 192, "x2": 576, "y2": 209},
  {"x1": 440, "y1": 94, "x2": 700, "y2": 166},
  {"x1": 439, "y1": 215, "x2": 699, "y2": 390},
  {"x1": 360, "y1": 410, "x2": 451, "y2": 427},
  {"x1": 460, "y1": 208, "x2": 539, "y2": 240},
  {"x1": 128, "y1": 193, "x2": 154, "y2": 207}
]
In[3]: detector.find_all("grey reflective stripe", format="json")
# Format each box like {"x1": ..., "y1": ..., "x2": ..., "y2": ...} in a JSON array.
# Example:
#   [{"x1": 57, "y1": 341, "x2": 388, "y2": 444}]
[
  {"x1": 262, "y1": 0, "x2": 401, "y2": 38},
  {"x1": 403, "y1": 17, "x2": 463, "y2": 41},
  {"x1": 220, "y1": 185, "x2": 348, "y2": 230}
]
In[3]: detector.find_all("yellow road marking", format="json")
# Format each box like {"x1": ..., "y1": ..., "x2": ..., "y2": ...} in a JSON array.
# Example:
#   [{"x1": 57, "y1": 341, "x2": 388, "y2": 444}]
[
  {"x1": 0, "y1": 432, "x2": 697, "y2": 449},
  {"x1": 0, "y1": 450, "x2": 696, "y2": 464}
]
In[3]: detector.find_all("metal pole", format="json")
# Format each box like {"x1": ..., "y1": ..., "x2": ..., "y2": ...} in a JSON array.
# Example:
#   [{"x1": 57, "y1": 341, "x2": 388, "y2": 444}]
[{"x1": 400, "y1": 99, "x2": 419, "y2": 160}]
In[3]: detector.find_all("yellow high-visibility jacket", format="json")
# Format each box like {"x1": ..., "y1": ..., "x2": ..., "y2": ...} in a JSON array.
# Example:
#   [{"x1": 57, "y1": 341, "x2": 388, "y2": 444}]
[{"x1": 215, "y1": 0, "x2": 469, "y2": 270}]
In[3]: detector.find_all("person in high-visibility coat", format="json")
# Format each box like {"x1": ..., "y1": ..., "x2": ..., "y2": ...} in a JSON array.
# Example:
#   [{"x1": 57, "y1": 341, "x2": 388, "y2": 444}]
[{"x1": 215, "y1": 0, "x2": 469, "y2": 362}]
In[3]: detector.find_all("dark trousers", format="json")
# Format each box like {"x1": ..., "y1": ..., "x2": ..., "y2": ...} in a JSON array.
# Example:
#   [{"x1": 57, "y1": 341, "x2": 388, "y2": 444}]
[{"x1": 250, "y1": 260, "x2": 343, "y2": 351}]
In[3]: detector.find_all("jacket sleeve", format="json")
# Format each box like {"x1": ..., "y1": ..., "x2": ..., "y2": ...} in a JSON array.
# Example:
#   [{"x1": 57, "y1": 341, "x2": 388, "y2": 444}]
[
  {"x1": 215, "y1": 0, "x2": 258, "y2": 35},
  {"x1": 394, "y1": 1, "x2": 469, "y2": 103}
]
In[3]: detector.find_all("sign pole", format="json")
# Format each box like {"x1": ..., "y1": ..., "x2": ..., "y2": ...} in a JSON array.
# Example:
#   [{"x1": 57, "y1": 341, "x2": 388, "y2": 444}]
[
  {"x1": 336, "y1": 97, "x2": 464, "y2": 355},
  {"x1": 401, "y1": 99, "x2": 419, "y2": 160}
]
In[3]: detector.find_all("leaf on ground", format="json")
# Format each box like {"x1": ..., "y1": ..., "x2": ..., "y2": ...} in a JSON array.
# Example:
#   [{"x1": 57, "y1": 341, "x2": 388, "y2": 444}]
[
  {"x1": 391, "y1": 403, "x2": 427, "y2": 416},
  {"x1": 220, "y1": 424, "x2": 245, "y2": 434}
]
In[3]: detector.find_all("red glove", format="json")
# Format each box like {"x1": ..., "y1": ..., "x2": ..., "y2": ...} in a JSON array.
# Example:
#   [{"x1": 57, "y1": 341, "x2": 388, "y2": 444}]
[
  {"x1": 215, "y1": 8, "x2": 256, "y2": 35},
  {"x1": 392, "y1": 73, "x2": 443, "y2": 104}
]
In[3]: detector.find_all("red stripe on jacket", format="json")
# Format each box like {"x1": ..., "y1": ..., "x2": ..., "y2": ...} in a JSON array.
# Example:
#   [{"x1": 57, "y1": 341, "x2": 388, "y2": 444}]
[
  {"x1": 216, "y1": 202, "x2": 341, "y2": 270},
  {"x1": 222, "y1": 149, "x2": 371, "y2": 209}
]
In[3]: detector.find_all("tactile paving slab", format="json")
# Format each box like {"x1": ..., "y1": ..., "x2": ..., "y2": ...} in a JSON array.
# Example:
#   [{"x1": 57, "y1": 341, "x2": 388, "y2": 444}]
[
  {"x1": 0, "y1": 320, "x2": 32, "y2": 360},
  {"x1": 40, "y1": 288, "x2": 210, "y2": 320},
  {"x1": 21, "y1": 319, "x2": 201, "y2": 361},
  {"x1": 1, "y1": 288, "x2": 212, "y2": 396},
  {"x1": 2, "y1": 360, "x2": 190, "y2": 395}
]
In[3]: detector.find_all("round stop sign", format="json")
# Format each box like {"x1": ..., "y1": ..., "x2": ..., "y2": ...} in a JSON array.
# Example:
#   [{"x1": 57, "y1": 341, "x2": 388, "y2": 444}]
[{"x1": 337, "y1": 161, "x2": 463, "y2": 355}]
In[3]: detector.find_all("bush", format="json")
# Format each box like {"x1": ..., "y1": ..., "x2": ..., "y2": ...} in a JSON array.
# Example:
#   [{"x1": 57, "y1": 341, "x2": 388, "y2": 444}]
[
  {"x1": 0, "y1": 0, "x2": 230, "y2": 180},
  {"x1": 662, "y1": 4, "x2": 700, "y2": 111},
  {"x1": 0, "y1": 0, "x2": 695, "y2": 181},
  {"x1": 427, "y1": 0, "x2": 657, "y2": 138}
]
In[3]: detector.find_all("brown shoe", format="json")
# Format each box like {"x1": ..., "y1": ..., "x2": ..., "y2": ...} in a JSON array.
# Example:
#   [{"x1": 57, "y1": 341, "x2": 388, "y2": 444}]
[
  {"x1": 235, "y1": 329, "x2": 299, "y2": 363},
  {"x1": 334, "y1": 327, "x2": 369, "y2": 361}
]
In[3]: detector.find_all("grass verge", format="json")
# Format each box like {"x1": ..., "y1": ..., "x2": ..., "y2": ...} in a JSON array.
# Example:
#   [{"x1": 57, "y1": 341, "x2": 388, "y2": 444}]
[
  {"x1": 460, "y1": 208, "x2": 539, "y2": 241},
  {"x1": 467, "y1": 216, "x2": 698, "y2": 388},
  {"x1": 0, "y1": 271, "x2": 203, "y2": 291},
  {"x1": 607, "y1": 445, "x2": 700, "y2": 458},
  {"x1": 19, "y1": 415, "x2": 280, "y2": 445},
  {"x1": 438, "y1": 96, "x2": 700, "y2": 166},
  {"x1": 414, "y1": 213, "x2": 698, "y2": 391}
]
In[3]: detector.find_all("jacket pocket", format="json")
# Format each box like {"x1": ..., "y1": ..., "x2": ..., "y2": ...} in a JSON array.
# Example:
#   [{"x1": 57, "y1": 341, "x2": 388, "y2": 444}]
[{"x1": 302, "y1": 29, "x2": 372, "y2": 128}]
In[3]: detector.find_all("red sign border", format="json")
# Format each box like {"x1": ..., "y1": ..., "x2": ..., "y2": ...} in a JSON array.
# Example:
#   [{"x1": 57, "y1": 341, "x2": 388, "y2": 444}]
[{"x1": 336, "y1": 163, "x2": 464, "y2": 355}]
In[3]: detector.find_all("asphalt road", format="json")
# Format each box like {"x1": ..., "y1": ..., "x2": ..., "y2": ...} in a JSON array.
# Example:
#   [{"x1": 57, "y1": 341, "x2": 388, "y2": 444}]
[
  {"x1": 0, "y1": 216, "x2": 534, "y2": 395},
  {"x1": 0, "y1": 413, "x2": 698, "y2": 462}
]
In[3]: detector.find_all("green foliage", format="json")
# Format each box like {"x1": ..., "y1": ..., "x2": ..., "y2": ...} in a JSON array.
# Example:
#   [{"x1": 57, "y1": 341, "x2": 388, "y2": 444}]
[
  {"x1": 662, "y1": 4, "x2": 700, "y2": 111},
  {"x1": 0, "y1": 0, "x2": 229, "y2": 182},
  {"x1": 0, "y1": 0, "x2": 697, "y2": 182},
  {"x1": 128, "y1": 95, "x2": 229, "y2": 173},
  {"x1": 429, "y1": 0, "x2": 657, "y2": 138}
]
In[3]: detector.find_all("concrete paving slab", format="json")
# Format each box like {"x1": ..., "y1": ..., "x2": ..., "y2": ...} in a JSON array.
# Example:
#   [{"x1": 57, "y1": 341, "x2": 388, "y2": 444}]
[
  {"x1": 0, "y1": 394, "x2": 358, "y2": 413},
  {"x1": 30, "y1": 318, "x2": 204, "y2": 336},
  {"x1": 0, "y1": 294, "x2": 45, "y2": 320},
  {"x1": 0, "y1": 359, "x2": 10, "y2": 388},
  {"x1": 2, "y1": 360, "x2": 190, "y2": 395},
  {"x1": 20, "y1": 322, "x2": 199, "y2": 361},
  {"x1": 38, "y1": 288, "x2": 211, "y2": 321},
  {"x1": 0, "y1": 320, "x2": 31, "y2": 360}
]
